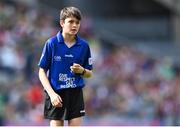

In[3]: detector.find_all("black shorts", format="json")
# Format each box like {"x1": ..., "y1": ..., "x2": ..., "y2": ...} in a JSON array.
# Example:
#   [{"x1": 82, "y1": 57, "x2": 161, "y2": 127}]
[{"x1": 44, "y1": 88, "x2": 85, "y2": 120}]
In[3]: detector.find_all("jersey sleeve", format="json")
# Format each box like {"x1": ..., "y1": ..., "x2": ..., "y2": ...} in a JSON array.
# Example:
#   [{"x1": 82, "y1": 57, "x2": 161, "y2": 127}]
[
  {"x1": 83, "y1": 44, "x2": 93, "y2": 70},
  {"x1": 38, "y1": 39, "x2": 52, "y2": 70}
]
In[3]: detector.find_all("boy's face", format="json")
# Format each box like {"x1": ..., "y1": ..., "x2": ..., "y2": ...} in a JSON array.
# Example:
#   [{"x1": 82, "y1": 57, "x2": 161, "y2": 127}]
[{"x1": 60, "y1": 17, "x2": 80, "y2": 36}]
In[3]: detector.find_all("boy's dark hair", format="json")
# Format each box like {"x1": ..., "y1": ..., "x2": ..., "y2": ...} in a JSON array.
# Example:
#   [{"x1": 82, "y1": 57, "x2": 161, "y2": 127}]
[{"x1": 60, "y1": 7, "x2": 82, "y2": 21}]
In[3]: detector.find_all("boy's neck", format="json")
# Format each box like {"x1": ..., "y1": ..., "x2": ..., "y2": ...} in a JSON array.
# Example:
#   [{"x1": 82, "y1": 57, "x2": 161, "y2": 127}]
[{"x1": 62, "y1": 32, "x2": 76, "y2": 43}]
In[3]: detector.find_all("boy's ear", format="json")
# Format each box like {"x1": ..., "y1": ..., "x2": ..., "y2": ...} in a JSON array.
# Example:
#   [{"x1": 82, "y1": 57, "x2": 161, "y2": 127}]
[{"x1": 60, "y1": 20, "x2": 64, "y2": 27}]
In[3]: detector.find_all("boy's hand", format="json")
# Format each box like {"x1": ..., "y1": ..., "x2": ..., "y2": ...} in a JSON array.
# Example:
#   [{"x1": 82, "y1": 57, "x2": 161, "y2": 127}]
[
  {"x1": 70, "y1": 63, "x2": 84, "y2": 74},
  {"x1": 49, "y1": 92, "x2": 63, "y2": 107}
]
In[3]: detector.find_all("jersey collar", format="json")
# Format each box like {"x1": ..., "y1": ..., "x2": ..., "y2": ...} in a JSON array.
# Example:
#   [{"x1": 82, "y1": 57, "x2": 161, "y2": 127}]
[{"x1": 56, "y1": 31, "x2": 81, "y2": 45}]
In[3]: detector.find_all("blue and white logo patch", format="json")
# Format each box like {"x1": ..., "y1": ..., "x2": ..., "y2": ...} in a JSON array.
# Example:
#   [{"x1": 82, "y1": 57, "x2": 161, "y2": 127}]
[
  {"x1": 54, "y1": 56, "x2": 61, "y2": 61},
  {"x1": 88, "y1": 57, "x2": 93, "y2": 65}
]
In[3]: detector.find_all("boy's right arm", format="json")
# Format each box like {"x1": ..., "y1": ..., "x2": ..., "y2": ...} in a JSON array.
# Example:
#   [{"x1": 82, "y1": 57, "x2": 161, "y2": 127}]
[{"x1": 39, "y1": 68, "x2": 63, "y2": 107}]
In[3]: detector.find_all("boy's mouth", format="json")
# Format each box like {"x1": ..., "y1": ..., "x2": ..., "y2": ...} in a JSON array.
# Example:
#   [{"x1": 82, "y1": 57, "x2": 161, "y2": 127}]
[
  {"x1": 70, "y1": 29, "x2": 77, "y2": 33},
  {"x1": 71, "y1": 29, "x2": 77, "y2": 31}
]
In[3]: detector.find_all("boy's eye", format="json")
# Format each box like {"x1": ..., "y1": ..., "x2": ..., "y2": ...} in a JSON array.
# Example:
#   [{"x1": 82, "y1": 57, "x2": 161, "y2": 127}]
[
  {"x1": 76, "y1": 21, "x2": 80, "y2": 24},
  {"x1": 69, "y1": 20, "x2": 73, "y2": 23},
  {"x1": 68, "y1": 20, "x2": 79, "y2": 25}
]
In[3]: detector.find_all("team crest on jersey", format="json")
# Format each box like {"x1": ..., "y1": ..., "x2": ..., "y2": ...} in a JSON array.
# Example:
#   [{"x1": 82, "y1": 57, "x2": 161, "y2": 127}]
[{"x1": 54, "y1": 56, "x2": 61, "y2": 61}]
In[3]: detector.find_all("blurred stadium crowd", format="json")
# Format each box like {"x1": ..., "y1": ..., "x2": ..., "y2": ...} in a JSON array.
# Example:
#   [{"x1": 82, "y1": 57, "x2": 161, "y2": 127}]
[{"x1": 0, "y1": 0, "x2": 180, "y2": 126}]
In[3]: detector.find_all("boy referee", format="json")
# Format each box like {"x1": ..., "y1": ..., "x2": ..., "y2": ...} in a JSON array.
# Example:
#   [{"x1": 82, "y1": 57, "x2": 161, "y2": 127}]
[{"x1": 38, "y1": 6, "x2": 93, "y2": 126}]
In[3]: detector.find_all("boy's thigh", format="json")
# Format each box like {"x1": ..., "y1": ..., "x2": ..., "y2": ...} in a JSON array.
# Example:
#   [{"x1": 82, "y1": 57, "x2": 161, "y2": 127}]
[
  {"x1": 68, "y1": 117, "x2": 83, "y2": 126},
  {"x1": 50, "y1": 120, "x2": 64, "y2": 126}
]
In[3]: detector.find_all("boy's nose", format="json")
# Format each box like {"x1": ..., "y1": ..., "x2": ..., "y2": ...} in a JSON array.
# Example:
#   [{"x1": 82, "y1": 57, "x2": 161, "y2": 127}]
[{"x1": 73, "y1": 23, "x2": 77, "y2": 27}]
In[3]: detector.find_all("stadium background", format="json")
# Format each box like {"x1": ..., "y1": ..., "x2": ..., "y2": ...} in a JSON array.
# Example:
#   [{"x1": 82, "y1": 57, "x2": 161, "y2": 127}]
[{"x1": 0, "y1": 0, "x2": 180, "y2": 126}]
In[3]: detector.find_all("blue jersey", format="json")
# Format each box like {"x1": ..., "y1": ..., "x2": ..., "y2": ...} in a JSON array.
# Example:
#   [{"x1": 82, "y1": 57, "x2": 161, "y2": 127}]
[{"x1": 38, "y1": 31, "x2": 93, "y2": 91}]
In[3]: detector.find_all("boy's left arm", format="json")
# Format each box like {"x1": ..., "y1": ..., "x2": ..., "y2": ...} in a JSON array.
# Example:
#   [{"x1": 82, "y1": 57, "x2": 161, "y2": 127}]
[
  {"x1": 70, "y1": 63, "x2": 92, "y2": 78},
  {"x1": 81, "y1": 68, "x2": 93, "y2": 78}
]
